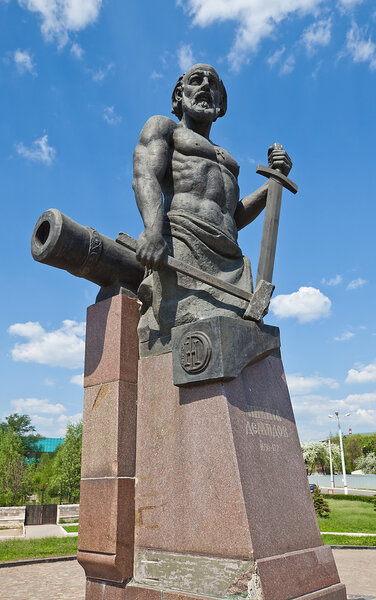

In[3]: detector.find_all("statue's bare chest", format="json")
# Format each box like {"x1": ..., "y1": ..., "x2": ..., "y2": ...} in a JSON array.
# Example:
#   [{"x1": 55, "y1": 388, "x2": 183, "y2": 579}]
[{"x1": 172, "y1": 128, "x2": 239, "y2": 178}]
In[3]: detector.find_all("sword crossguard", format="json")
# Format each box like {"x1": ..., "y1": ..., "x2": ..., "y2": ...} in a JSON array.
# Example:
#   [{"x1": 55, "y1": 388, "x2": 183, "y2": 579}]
[{"x1": 256, "y1": 165, "x2": 298, "y2": 195}]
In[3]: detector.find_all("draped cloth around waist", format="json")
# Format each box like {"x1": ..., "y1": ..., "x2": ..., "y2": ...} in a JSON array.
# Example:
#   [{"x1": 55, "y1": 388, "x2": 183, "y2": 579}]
[{"x1": 137, "y1": 211, "x2": 253, "y2": 344}]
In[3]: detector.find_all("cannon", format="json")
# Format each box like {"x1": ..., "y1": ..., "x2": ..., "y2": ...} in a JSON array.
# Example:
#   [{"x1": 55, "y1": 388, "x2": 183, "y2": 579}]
[{"x1": 31, "y1": 209, "x2": 145, "y2": 300}]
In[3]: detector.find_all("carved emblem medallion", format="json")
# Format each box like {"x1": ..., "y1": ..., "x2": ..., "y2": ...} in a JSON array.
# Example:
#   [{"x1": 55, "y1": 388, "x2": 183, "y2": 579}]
[{"x1": 180, "y1": 331, "x2": 212, "y2": 374}]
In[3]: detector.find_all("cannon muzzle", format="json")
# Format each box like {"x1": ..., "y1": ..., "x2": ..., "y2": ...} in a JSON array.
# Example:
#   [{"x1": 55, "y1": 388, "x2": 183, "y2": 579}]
[{"x1": 31, "y1": 209, "x2": 144, "y2": 292}]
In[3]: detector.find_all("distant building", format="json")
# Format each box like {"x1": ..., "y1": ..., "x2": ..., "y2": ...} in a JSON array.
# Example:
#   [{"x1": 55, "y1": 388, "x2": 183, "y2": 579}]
[{"x1": 37, "y1": 438, "x2": 64, "y2": 453}]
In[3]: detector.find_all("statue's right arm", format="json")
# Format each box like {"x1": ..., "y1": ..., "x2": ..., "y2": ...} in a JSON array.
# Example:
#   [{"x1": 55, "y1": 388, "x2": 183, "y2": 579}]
[{"x1": 132, "y1": 116, "x2": 175, "y2": 270}]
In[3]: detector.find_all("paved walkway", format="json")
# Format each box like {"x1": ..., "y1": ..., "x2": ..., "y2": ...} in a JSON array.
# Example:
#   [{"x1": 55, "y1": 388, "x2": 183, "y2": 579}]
[
  {"x1": 0, "y1": 559, "x2": 85, "y2": 599},
  {"x1": 333, "y1": 549, "x2": 376, "y2": 597},
  {"x1": 0, "y1": 549, "x2": 374, "y2": 599}
]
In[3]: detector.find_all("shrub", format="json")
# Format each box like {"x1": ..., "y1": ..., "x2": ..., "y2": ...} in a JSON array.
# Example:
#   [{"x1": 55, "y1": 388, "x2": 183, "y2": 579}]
[{"x1": 312, "y1": 486, "x2": 330, "y2": 518}]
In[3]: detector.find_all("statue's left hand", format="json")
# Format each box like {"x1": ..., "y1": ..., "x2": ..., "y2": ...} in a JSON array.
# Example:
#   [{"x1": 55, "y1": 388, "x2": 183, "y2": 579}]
[{"x1": 268, "y1": 145, "x2": 292, "y2": 177}]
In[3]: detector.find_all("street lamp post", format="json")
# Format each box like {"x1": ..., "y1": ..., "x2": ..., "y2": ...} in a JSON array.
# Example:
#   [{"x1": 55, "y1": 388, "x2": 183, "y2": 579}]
[
  {"x1": 328, "y1": 411, "x2": 350, "y2": 495},
  {"x1": 328, "y1": 438, "x2": 334, "y2": 491}
]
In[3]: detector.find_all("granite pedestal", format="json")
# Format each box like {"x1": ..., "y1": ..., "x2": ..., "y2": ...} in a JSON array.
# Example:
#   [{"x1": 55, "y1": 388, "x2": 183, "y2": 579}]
[
  {"x1": 79, "y1": 294, "x2": 346, "y2": 600},
  {"x1": 77, "y1": 293, "x2": 139, "y2": 584}
]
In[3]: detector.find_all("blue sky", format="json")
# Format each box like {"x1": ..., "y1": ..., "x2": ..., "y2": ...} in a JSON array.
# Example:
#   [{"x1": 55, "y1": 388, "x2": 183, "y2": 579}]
[{"x1": 1, "y1": 0, "x2": 375, "y2": 441}]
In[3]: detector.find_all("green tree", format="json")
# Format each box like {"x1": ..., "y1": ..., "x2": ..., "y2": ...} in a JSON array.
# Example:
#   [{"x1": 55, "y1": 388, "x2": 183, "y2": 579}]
[
  {"x1": 53, "y1": 422, "x2": 82, "y2": 503},
  {"x1": 301, "y1": 441, "x2": 341, "y2": 474},
  {"x1": 0, "y1": 430, "x2": 27, "y2": 505},
  {"x1": 30, "y1": 452, "x2": 59, "y2": 504},
  {"x1": 355, "y1": 452, "x2": 376, "y2": 475},
  {"x1": 312, "y1": 486, "x2": 330, "y2": 518},
  {"x1": 343, "y1": 436, "x2": 362, "y2": 472},
  {"x1": 0, "y1": 413, "x2": 41, "y2": 459},
  {"x1": 361, "y1": 435, "x2": 376, "y2": 456}
]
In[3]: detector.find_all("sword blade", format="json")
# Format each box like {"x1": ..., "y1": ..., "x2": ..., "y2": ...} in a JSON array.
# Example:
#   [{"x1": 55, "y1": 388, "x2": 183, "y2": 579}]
[
  {"x1": 116, "y1": 232, "x2": 252, "y2": 303},
  {"x1": 256, "y1": 177, "x2": 283, "y2": 287}
]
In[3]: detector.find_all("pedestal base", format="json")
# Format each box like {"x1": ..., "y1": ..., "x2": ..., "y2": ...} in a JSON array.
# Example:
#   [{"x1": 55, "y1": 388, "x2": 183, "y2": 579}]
[
  {"x1": 133, "y1": 352, "x2": 346, "y2": 600},
  {"x1": 85, "y1": 580, "x2": 346, "y2": 600}
]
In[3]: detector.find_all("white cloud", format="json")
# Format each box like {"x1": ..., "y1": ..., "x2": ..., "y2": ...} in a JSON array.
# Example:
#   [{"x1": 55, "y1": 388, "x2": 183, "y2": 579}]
[
  {"x1": 13, "y1": 49, "x2": 36, "y2": 75},
  {"x1": 70, "y1": 373, "x2": 84, "y2": 387},
  {"x1": 346, "y1": 277, "x2": 368, "y2": 290},
  {"x1": 179, "y1": 0, "x2": 324, "y2": 70},
  {"x1": 267, "y1": 46, "x2": 285, "y2": 68},
  {"x1": 321, "y1": 274, "x2": 342, "y2": 286},
  {"x1": 301, "y1": 18, "x2": 332, "y2": 55},
  {"x1": 8, "y1": 319, "x2": 85, "y2": 369},
  {"x1": 70, "y1": 41, "x2": 84, "y2": 59},
  {"x1": 18, "y1": 0, "x2": 103, "y2": 47},
  {"x1": 43, "y1": 378, "x2": 56, "y2": 386},
  {"x1": 352, "y1": 407, "x2": 376, "y2": 425},
  {"x1": 287, "y1": 374, "x2": 339, "y2": 395},
  {"x1": 345, "y1": 22, "x2": 376, "y2": 70},
  {"x1": 31, "y1": 415, "x2": 54, "y2": 430},
  {"x1": 11, "y1": 397, "x2": 65, "y2": 415},
  {"x1": 56, "y1": 412, "x2": 82, "y2": 435},
  {"x1": 91, "y1": 62, "x2": 114, "y2": 82},
  {"x1": 345, "y1": 392, "x2": 376, "y2": 406},
  {"x1": 16, "y1": 134, "x2": 56, "y2": 165},
  {"x1": 150, "y1": 70, "x2": 163, "y2": 79},
  {"x1": 280, "y1": 53, "x2": 296, "y2": 75},
  {"x1": 270, "y1": 286, "x2": 331, "y2": 323},
  {"x1": 103, "y1": 105, "x2": 122, "y2": 126},
  {"x1": 178, "y1": 42, "x2": 195, "y2": 72},
  {"x1": 346, "y1": 359, "x2": 376, "y2": 383},
  {"x1": 338, "y1": 0, "x2": 365, "y2": 10},
  {"x1": 333, "y1": 331, "x2": 355, "y2": 342}
]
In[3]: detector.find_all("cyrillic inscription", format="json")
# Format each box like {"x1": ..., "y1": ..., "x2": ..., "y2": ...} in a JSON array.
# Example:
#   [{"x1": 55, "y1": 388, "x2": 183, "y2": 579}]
[{"x1": 246, "y1": 420, "x2": 288, "y2": 438}]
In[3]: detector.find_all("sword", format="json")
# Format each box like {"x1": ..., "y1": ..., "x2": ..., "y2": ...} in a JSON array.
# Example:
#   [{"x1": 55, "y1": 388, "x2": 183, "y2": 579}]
[
  {"x1": 255, "y1": 143, "x2": 298, "y2": 288},
  {"x1": 117, "y1": 231, "x2": 283, "y2": 322},
  {"x1": 116, "y1": 231, "x2": 253, "y2": 303}
]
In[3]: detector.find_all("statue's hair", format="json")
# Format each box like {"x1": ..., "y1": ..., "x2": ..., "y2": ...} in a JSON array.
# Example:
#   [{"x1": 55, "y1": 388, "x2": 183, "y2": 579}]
[{"x1": 171, "y1": 67, "x2": 227, "y2": 121}]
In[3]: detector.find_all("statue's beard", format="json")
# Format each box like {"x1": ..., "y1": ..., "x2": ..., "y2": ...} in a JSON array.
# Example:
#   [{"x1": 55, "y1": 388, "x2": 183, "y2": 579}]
[{"x1": 182, "y1": 97, "x2": 220, "y2": 121}]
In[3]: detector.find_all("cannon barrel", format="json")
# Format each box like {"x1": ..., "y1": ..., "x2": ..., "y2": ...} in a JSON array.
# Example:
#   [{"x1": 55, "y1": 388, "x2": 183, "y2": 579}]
[{"x1": 31, "y1": 208, "x2": 144, "y2": 291}]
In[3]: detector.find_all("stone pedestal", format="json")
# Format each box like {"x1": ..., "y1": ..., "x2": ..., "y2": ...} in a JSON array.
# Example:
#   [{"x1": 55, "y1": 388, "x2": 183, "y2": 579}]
[
  {"x1": 77, "y1": 292, "x2": 139, "y2": 586},
  {"x1": 132, "y1": 352, "x2": 346, "y2": 600},
  {"x1": 79, "y1": 302, "x2": 346, "y2": 600}
]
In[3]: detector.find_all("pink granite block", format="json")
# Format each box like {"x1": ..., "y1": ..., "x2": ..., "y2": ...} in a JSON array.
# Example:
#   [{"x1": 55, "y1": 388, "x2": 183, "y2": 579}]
[
  {"x1": 135, "y1": 352, "x2": 252, "y2": 559},
  {"x1": 256, "y1": 545, "x2": 342, "y2": 600},
  {"x1": 134, "y1": 351, "x2": 344, "y2": 600},
  {"x1": 81, "y1": 380, "x2": 137, "y2": 479},
  {"x1": 84, "y1": 294, "x2": 139, "y2": 388},
  {"x1": 164, "y1": 593, "x2": 214, "y2": 600},
  {"x1": 225, "y1": 355, "x2": 323, "y2": 559},
  {"x1": 85, "y1": 579, "x2": 104, "y2": 600},
  {"x1": 85, "y1": 581, "x2": 162, "y2": 600},
  {"x1": 123, "y1": 585, "x2": 162, "y2": 600},
  {"x1": 78, "y1": 478, "x2": 134, "y2": 582}
]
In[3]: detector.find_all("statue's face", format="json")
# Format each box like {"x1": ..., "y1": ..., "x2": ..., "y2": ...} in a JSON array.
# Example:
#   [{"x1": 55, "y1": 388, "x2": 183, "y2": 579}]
[{"x1": 181, "y1": 66, "x2": 222, "y2": 123}]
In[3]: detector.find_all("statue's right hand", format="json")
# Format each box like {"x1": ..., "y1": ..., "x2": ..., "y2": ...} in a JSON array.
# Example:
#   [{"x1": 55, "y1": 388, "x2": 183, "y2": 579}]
[{"x1": 136, "y1": 229, "x2": 169, "y2": 270}]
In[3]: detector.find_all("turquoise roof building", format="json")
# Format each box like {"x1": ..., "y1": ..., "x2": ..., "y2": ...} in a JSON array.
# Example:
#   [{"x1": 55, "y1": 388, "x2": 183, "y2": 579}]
[{"x1": 37, "y1": 438, "x2": 64, "y2": 453}]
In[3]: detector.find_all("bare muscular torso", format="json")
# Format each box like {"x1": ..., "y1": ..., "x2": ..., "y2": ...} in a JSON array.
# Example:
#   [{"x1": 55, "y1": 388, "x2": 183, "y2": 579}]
[{"x1": 163, "y1": 121, "x2": 240, "y2": 240}]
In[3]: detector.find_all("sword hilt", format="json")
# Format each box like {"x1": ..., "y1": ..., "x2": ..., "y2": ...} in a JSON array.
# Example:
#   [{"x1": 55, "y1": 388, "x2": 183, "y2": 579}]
[
  {"x1": 256, "y1": 165, "x2": 298, "y2": 195},
  {"x1": 258, "y1": 142, "x2": 298, "y2": 194}
]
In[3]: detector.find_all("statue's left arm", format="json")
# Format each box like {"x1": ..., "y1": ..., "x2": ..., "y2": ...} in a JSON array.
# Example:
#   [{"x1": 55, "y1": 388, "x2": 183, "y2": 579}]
[{"x1": 234, "y1": 146, "x2": 292, "y2": 231}]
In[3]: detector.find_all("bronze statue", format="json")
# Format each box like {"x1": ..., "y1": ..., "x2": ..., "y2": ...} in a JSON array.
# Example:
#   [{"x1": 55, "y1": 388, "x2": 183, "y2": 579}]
[
  {"x1": 132, "y1": 64, "x2": 292, "y2": 344},
  {"x1": 31, "y1": 63, "x2": 295, "y2": 349}
]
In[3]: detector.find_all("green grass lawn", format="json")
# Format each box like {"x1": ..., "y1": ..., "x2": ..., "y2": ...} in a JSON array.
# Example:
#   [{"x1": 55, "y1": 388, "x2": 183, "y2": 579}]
[
  {"x1": 321, "y1": 534, "x2": 376, "y2": 546},
  {"x1": 317, "y1": 498, "x2": 376, "y2": 533},
  {"x1": 62, "y1": 525, "x2": 78, "y2": 533},
  {"x1": 0, "y1": 537, "x2": 77, "y2": 562}
]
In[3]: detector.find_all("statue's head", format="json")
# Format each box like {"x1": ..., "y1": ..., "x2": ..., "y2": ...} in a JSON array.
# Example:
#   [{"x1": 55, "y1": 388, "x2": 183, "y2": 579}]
[{"x1": 172, "y1": 64, "x2": 227, "y2": 123}]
